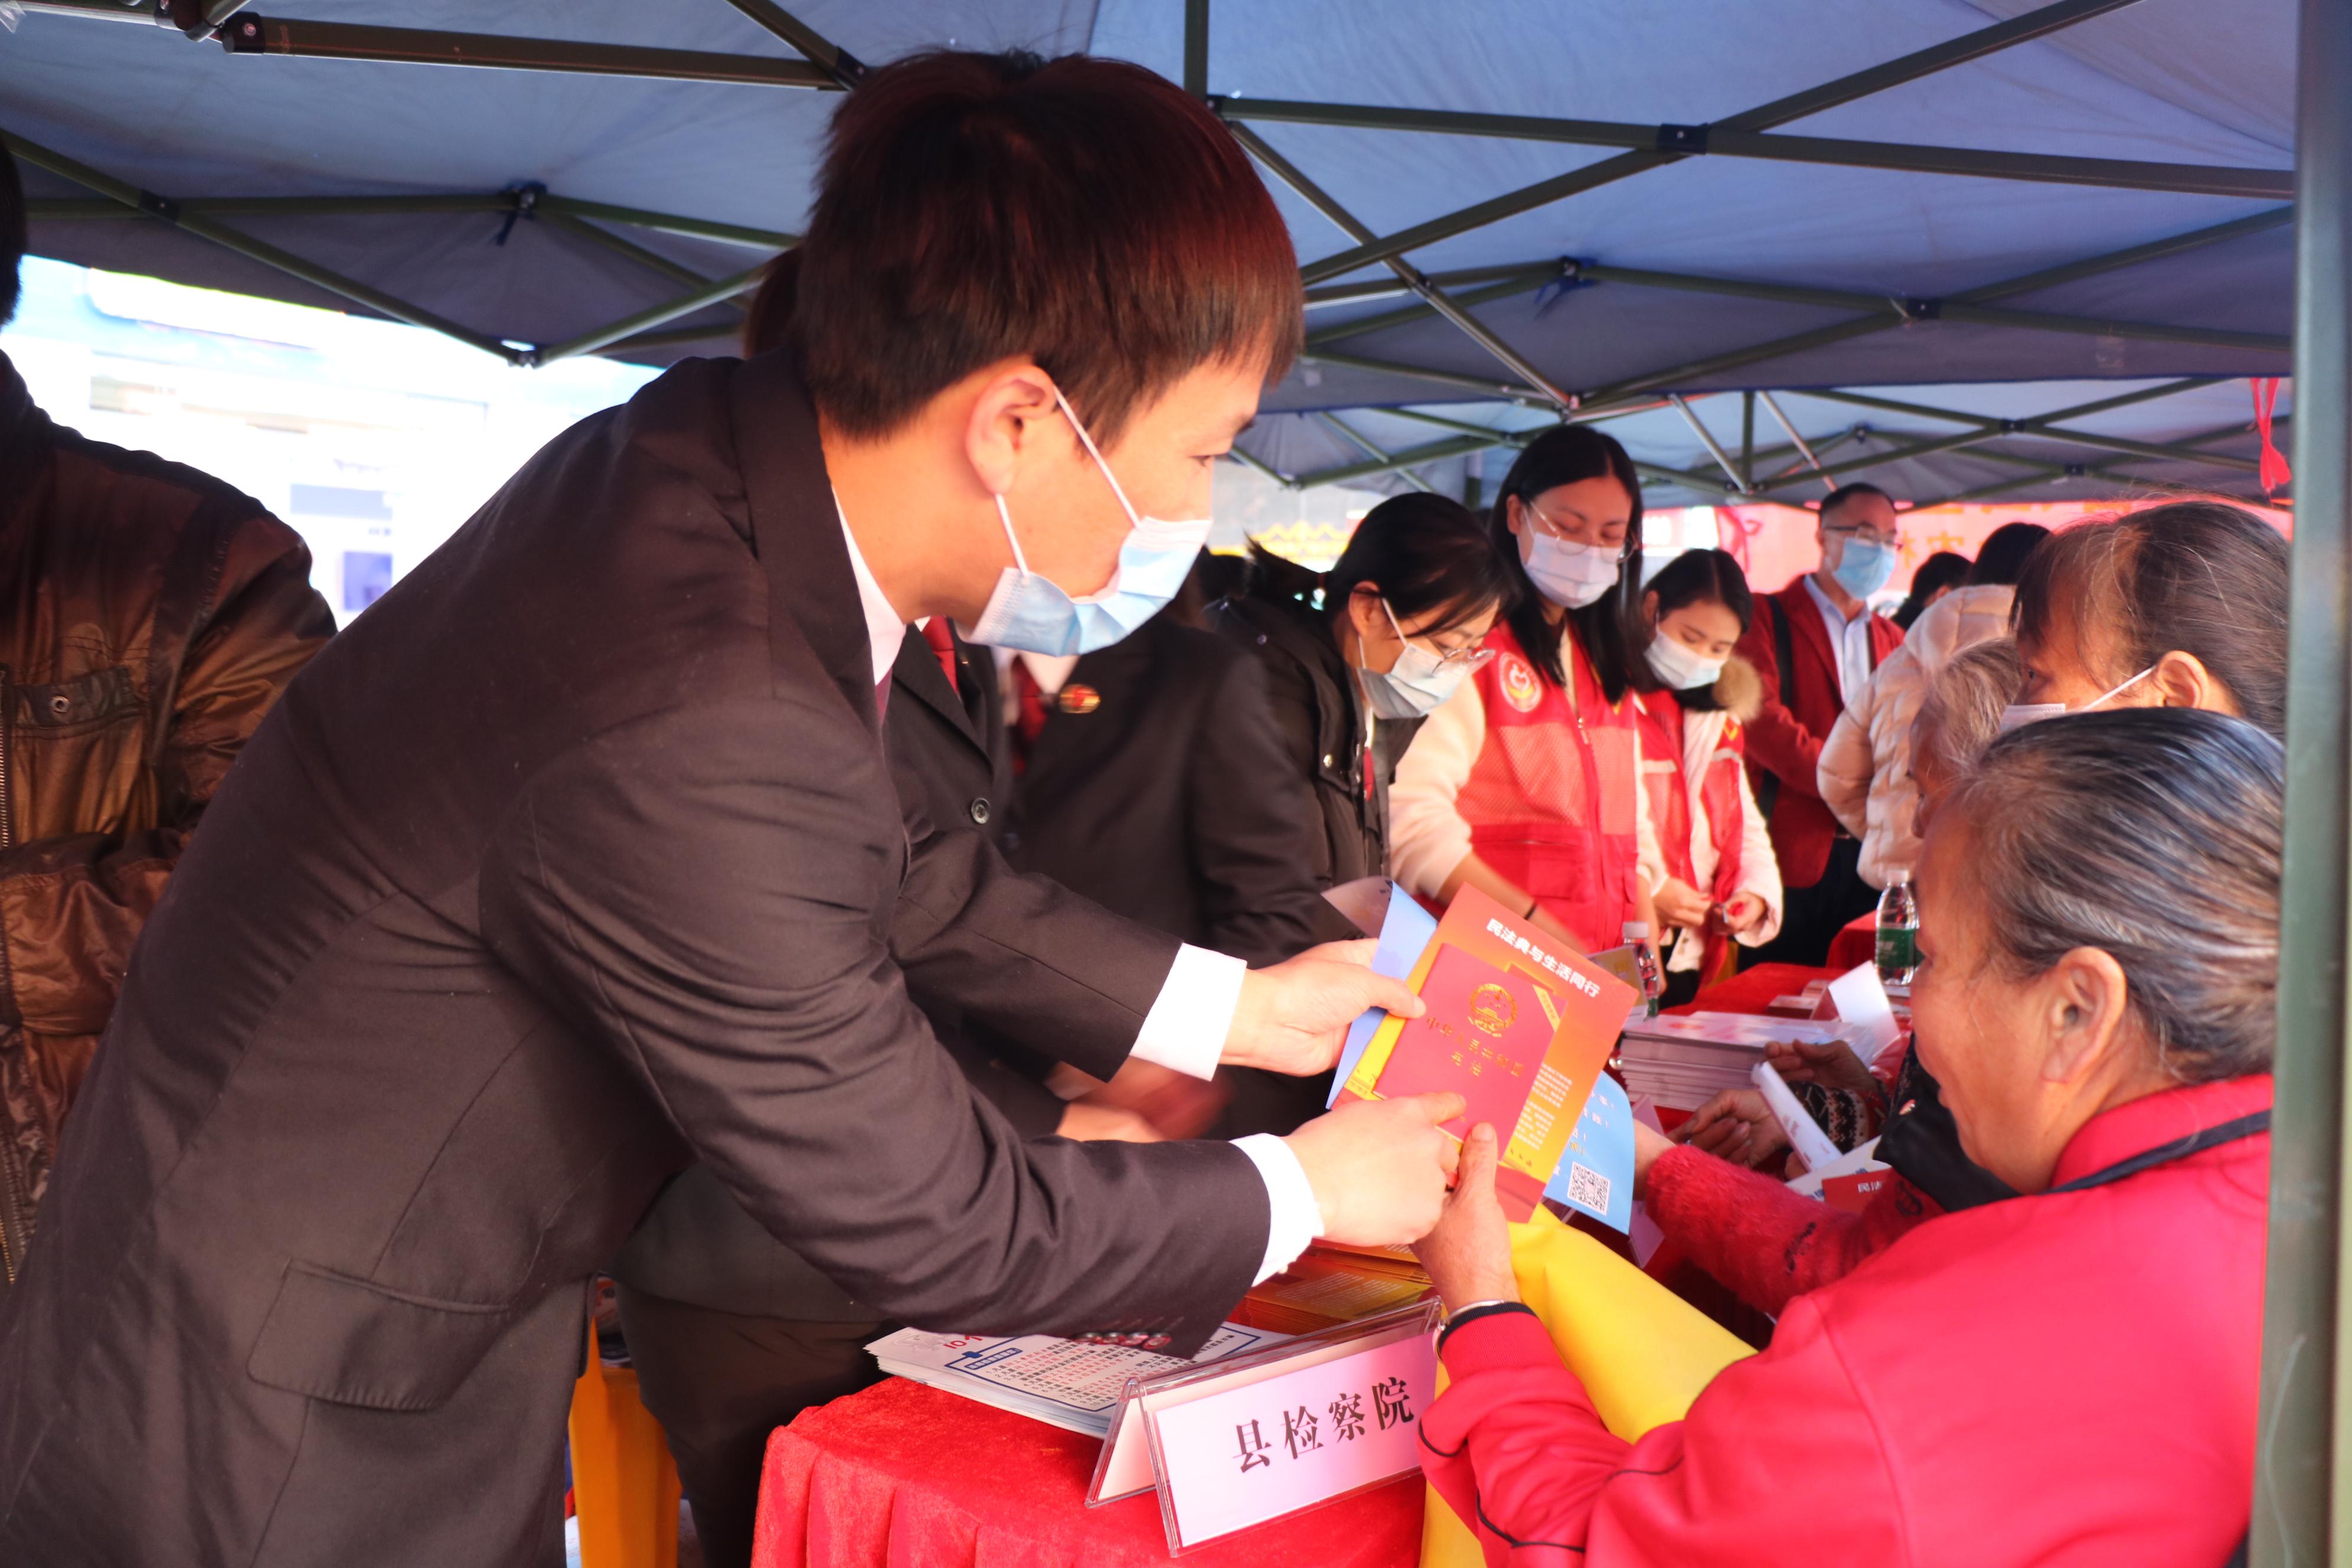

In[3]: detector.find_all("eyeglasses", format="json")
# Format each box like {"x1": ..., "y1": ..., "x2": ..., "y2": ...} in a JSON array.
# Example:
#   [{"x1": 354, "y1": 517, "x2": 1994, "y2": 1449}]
[
  {"x1": 1825, "y1": 522, "x2": 1900, "y2": 550},
  {"x1": 1383, "y1": 599, "x2": 1495, "y2": 669},
  {"x1": 1524, "y1": 501, "x2": 1634, "y2": 560}
]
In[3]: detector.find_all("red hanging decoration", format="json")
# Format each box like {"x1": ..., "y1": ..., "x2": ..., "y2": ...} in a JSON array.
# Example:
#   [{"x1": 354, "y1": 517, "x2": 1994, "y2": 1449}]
[
  {"x1": 1717, "y1": 505, "x2": 1766, "y2": 570},
  {"x1": 2252, "y1": 377, "x2": 2292, "y2": 498}
]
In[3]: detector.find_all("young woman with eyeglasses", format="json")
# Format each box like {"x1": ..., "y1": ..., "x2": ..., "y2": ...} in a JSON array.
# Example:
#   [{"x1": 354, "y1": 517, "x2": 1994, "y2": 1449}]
[
  {"x1": 1218, "y1": 492, "x2": 1520, "y2": 896},
  {"x1": 1390, "y1": 425, "x2": 1664, "y2": 954}
]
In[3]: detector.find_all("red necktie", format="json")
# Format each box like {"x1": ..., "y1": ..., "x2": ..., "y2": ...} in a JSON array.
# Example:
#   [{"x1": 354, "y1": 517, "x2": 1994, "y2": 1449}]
[
  {"x1": 1009, "y1": 658, "x2": 1050, "y2": 773},
  {"x1": 921, "y1": 617, "x2": 959, "y2": 695}
]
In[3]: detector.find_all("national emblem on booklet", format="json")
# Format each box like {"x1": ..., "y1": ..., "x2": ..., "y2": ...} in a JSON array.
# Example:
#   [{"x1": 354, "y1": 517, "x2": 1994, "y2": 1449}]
[{"x1": 1337, "y1": 884, "x2": 1637, "y2": 1220}]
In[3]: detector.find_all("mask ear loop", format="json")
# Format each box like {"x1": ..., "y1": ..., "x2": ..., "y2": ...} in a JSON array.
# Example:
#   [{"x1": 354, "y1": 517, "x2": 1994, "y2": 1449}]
[
  {"x1": 2084, "y1": 664, "x2": 2158, "y2": 711},
  {"x1": 992, "y1": 492, "x2": 1031, "y2": 576},
  {"x1": 1053, "y1": 388, "x2": 1142, "y2": 529}
]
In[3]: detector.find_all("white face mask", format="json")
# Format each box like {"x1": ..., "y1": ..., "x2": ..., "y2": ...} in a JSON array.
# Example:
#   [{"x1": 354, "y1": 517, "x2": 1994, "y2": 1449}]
[
  {"x1": 1645, "y1": 630, "x2": 1725, "y2": 691},
  {"x1": 1358, "y1": 599, "x2": 1475, "y2": 720},
  {"x1": 966, "y1": 390, "x2": 1211, "y2": 656},
  {"x1": 1521, "y1": 531, "x2": 1621, "y2": 610},
  {"x1": 1997, "y1": 665, "x2": 2156, "y2": 735}
]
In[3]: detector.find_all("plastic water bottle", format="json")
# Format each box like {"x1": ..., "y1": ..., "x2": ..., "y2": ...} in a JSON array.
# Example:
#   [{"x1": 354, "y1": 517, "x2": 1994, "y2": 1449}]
[
  {"x1": 1876, "y1": 869, "x2": 1919, "y2": 985},
  {"x1": 1623, "y1": 920, "x2": 1664, "y2": 1017}
]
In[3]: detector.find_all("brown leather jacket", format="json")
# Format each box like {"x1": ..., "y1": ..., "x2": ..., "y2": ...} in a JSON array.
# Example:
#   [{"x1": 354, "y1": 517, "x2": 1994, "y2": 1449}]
[{"x1": 0, "y1": 351, "x2": 333, "y2": 1295}]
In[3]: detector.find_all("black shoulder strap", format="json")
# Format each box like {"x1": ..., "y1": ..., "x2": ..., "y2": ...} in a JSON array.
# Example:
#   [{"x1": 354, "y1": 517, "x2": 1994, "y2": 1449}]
[
  {"x1": 2043, "y1": 1111, "x2": 2271, "y2": 1195},
  {"x1": 1773, "y1": 589, "x2": 1798, "y2": 694},
  {"x1": 1752, "y1": 594, "x2": 1799, "y2": 820}
]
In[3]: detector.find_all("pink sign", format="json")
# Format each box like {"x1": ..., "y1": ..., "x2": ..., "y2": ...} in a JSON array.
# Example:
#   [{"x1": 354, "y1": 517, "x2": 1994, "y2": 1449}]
[{"x1": 1146, "y1": 1327, "x2": 1436, "y2": 1550}]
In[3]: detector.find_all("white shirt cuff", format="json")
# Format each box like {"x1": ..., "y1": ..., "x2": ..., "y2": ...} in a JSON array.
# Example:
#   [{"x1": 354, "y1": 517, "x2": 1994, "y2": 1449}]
[
  {"x1": 1129, "y1": 944, "x2": 1246, "y2": 1082},
  {"x1": 1234, "y1": 1133, "x2": 1322, "y2": 1284}
]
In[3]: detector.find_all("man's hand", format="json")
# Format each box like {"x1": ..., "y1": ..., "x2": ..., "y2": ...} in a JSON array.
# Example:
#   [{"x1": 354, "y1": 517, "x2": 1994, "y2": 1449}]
[
  {"x1": 1055, "y1": 1100, "x2": 1166, "y2": 1142},
  {"x1": 1412, "y1": 1123, "x2": 1517, "y2": 1313},
  {"x1": 1222, "y1": 940, "x2": 1425, "y2": 1077},
  {"x1": 1675, "y1": 1087, "x2": 1792, "y2": 1171},
  {"x1": 1283, "y1": 1093, "x2": 1462, "y2": 1246}
]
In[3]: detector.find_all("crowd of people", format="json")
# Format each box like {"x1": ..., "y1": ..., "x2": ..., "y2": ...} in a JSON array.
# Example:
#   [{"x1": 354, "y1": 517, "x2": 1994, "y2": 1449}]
[{"x1": 0, "y1": 45, "x2": 2282, "y2": 1568}]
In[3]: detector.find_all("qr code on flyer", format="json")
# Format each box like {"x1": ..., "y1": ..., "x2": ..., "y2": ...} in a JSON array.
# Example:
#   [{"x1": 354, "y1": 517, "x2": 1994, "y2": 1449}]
[{"x1": 1564, "y1": 1162, "x2": 1611, "y2": 1216}]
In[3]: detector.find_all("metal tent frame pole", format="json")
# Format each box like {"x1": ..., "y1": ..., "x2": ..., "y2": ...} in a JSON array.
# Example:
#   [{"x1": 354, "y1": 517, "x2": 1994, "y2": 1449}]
[
  {"x1": 1291, "y1": 0, "x2": 2148, "y2": 285},
  {"x1": 12, "y1": 0, "x2": 2287, "y2": 504},
  {"x1": 2256, "y1": 0, "x2": 2351, "y2": 1558}
]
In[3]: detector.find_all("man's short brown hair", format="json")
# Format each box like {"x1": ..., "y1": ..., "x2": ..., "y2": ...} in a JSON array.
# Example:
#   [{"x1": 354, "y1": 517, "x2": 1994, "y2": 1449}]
[{"x1": 787, "y1": 50, "x2": 1302, "y2": 446}]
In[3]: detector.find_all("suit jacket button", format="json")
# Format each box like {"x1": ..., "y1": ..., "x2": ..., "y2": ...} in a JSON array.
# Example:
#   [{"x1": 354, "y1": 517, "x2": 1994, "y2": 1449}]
[{"x1": 968, "y1": 798, "x2": 992, "y2": 825}]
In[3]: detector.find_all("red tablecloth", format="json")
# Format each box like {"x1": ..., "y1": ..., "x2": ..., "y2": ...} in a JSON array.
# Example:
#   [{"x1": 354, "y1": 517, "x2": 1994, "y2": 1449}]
[
  {"x1": 750, "y1": 1376, "x2": 1422, "y2": 1568},
  {"x1": 1825, "y1": 914, "x2": 1877, "y2": 972},
  {"x1": 1665, "y1": 961, "x2": 1835, "y2": 1020}
]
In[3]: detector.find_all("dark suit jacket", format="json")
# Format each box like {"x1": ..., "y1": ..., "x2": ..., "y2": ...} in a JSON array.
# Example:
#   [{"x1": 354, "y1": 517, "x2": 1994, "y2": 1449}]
[
  {"x1": 610, "y1": 622, "x2": 1067, "y2": 1319},
  {"x1": 1004, "y1": 612, "x2": 1357, "y2": 969},
  {"x1": 0, "y1": 353, "x2": 1268, "y2": 1567},
  {"x1": 1734, "y1": 582, "x2": 1905, "y2": 888}
]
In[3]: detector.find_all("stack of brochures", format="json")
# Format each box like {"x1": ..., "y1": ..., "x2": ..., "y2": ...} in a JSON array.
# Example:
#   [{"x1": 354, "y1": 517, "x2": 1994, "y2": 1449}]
[
  {"x1": 1615, "y1": 1012, "x2": 1847, "y2": 1111},
  {"x1": 867, "y1": 1321, "x2": 1284, "y2": 1438},
  {"x1": 1231, "y1": 1241, "x2": 1433, "y2": 1336}
]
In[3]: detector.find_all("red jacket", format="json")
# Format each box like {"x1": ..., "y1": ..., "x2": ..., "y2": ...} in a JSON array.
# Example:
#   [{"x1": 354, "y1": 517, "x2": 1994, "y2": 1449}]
[
  {"x1": 1733, "y1": 581, "x2": 1902, "y2": 888},
  {"x1": 1644, "y1": 1146, "x2": 1938, "y2": 1317},
  {"x1": 1423, "y1": 1074, "x2": 2269, "y2": 1566}
]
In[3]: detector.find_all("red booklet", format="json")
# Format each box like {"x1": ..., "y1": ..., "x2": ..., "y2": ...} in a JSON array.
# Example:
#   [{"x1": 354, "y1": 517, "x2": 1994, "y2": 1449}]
[
  {"x1": 1338, "y1": 886, "x2": 1639, "y2": 1220},
  {"x1": 1367, "y1": 946, "x2": 1548, "y2": 1142}
]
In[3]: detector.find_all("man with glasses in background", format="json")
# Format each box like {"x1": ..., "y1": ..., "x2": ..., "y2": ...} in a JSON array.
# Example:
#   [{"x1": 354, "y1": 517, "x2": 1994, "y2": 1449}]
[{"x1": 1734, "y1": 482, "x2": 1908, "y2": 966}]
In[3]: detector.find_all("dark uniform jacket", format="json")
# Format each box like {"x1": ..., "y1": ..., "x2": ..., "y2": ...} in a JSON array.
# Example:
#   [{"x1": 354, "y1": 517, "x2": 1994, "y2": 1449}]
[
  {"x1": 1003, "y1": 611, "x2": 1355, "y2": 969},
  {"x1": 0, "y1": 352, "x2": 333, "y2": 1301},
  {"x1": 0, "y1": 351, "x2": 1268, "y2": 1567},
  {"x1": 1004, "y1": 610, "x2": 1357, "y2": 1138},
  {"x1": 1210, "y1": 592, "x2": 1418, "y2": 893},
  {"x1": 610, "y1": 621, "x2": 1066, "y2": 1320}
]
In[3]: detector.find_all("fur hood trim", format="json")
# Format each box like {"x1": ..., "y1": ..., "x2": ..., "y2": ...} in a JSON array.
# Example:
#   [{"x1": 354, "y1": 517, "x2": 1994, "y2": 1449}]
[{"x1": 1711, "y1": 654, "x2": 1764, "y2": 724}]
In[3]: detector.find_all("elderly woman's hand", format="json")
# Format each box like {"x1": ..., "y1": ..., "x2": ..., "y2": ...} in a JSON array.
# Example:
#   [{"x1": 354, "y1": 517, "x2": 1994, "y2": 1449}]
[
  {"x1": 1413, "y1": 1124, "x2": 1518, "y2": 1313},
  {"x1": 1676, "y1": 1088, "x2": 1793, "y2": 1171},
  {"x1": 1766, "y1": 1037, "x2": 1881, "y2": 1101}
]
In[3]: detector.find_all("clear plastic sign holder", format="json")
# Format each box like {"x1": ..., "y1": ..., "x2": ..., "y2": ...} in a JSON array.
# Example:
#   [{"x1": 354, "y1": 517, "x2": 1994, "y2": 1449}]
[{"x1": 1085, "y1": 1300, "x2": 1440, "y2": 1556}]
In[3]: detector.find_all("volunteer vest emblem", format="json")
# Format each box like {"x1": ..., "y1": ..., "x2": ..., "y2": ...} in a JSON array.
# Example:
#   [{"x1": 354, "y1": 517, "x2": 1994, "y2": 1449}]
[
  {"x1": 1498, "y1": 654, "x2": 1541, "y2": 713},
  {"x1": 1468, "y1": 982, "x2": 1516, "y2": 1037},
  {"x1": 1058, "y1": 683, "x2": 1101, "y2": 715}
]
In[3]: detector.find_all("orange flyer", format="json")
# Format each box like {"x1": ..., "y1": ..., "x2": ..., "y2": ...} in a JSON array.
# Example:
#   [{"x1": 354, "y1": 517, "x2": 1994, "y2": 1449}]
[{"x1": 1338, "y1": 886, "x2": 1636, "y2": 1219}]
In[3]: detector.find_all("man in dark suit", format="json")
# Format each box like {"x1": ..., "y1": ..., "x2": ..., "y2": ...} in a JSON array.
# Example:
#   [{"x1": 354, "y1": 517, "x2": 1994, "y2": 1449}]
[
  {"x1": 0, "y1": 53, "x2": 1458, "y2": 1566},
  {"x1": 612, "y1": 618, "x2": 1157, "y2": 1568},
  {"x1": 1734, "y1": 482, "x2": 1908, "y2": 965}
]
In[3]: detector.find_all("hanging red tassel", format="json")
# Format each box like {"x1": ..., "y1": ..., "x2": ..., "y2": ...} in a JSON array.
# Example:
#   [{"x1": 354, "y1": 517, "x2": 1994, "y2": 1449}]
[
  {"x1": 2252, "y1": 377, "x2": 2292, "y2": 498},
  {"x1": 1717, "y1": 504, "x2": 1766, "y2": 570}
]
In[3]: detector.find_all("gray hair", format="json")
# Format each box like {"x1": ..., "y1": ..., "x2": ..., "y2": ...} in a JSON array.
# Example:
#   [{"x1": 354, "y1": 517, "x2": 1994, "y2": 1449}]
[
  {"x1": 1912, "y1": 636, "x2": 2023, "y2": 786},
  {"x1": 1942, "y1": 708, "x2": 2281, "y2": 1084}
]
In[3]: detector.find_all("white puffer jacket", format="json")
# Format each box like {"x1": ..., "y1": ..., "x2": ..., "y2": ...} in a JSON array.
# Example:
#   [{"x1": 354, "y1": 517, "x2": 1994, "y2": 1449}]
[{"x1": 1818, "y1": 583, "x2": 2014, "y2": 889}]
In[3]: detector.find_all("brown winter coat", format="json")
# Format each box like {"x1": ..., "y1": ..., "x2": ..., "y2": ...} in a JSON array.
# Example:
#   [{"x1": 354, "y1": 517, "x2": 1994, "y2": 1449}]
[{"x1": 0, "y1": 351, "x2": 333, "y2": 1296}]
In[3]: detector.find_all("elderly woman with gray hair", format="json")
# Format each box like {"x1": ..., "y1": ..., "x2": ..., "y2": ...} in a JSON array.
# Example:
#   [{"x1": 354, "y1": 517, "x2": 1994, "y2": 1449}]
[{"x1": 1415, "y1": 707, "x2": 2275, "y2": 1566}]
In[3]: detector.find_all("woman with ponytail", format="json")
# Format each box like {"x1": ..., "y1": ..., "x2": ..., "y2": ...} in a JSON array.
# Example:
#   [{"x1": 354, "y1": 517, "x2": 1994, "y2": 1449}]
[
  {"x1": 1389, "y1": 426, "x2": 1662, "y2": 953},
  {"x1": 1632, "y1": 547, "x2": 1782, "y2": 999},
  {"x1": 1214, "y1": 492, "x2": 1517, "y2": 893}
]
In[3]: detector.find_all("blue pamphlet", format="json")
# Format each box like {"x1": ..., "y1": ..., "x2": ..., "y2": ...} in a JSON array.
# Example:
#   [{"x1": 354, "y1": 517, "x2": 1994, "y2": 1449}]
[
  {"x1": 1544, "y1": 1072, "x2": 1635, "y2": 1233},
  {"x1": 1326, "y1": 884, "x2": 1438, "y2": 1108}
]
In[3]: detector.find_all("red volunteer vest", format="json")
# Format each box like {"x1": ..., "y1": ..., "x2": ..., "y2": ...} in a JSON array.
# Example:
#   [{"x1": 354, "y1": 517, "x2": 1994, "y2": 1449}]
[
  {"x1": 1635, "y1": 687, "x2": 1750, "y2": 974},
  {"x1": 1456, "y1": 621, "x2": 1643, "y2": 954}
]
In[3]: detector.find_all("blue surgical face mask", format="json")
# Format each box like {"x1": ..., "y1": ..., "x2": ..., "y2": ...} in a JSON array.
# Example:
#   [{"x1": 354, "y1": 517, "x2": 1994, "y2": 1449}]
[
  {"x1": 966, "y1": 393, "x2": 1210, "y2": 656},
  {"x1": 1358, "y1": 599, "x2": 1475, "y2": 720},
  {"x1": 1830, "y1": 535, "x2": 1896, "y2": 600}
]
